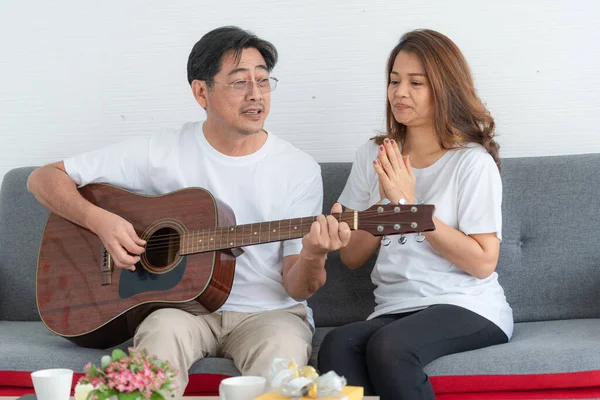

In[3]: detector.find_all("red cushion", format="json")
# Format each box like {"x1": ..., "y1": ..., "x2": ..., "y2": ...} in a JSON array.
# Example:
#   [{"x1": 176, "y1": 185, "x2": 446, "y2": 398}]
[
  {"x1": 3, "y1": 370, "x2": 600, "y2": 397},
  {"x1": 431, "y1": 370, "x2": 600, "y2": 393},
  {"x1": 0, "y1": 371, "x2": 227, "y2": 396}
]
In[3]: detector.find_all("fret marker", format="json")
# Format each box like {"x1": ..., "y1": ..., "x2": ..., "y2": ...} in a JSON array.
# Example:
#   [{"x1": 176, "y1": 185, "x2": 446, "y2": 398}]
[
  {"x1": 210, "y1": 238, "x2": 213, "y2": 241},
  {"x1": 231, "y1": 228, "x2": 234, "y2": 231},
  {"x1": 230, "y1": 242, "x2": 233, "y2": 246},
  {"x1": 273, "y1": 229, "x2": 276, "y2": 232},
  {"x1": 199, "y1": 240, "x2": 203, "y2": 243},
  {"x1": 294, "y1": 226, "x2": 297, "y2": 230},
  {"x1": 254, "y1": 232, "x2": 257, "y2": 235}
]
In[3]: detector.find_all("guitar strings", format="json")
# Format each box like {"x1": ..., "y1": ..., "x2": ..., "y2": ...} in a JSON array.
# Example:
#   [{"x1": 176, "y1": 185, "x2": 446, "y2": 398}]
[
  {"x1": 134, "y1": 222, "x2": 428, "y2": 258},
  {"x1": 138, "y1": 209, "x2": 423, "y2": 248},
  {"x1": 142, "y1": 221, "x2": 426, "y2": 252},
  {"x1": 136, "y1": 208, "x2": 425, "y2": 244},
  {"x1": 138, "y1": 209, "x2": 427, "y2": 249},
  {"x1": 133, "y1": 209, "x2": 429, "y2": 253}
]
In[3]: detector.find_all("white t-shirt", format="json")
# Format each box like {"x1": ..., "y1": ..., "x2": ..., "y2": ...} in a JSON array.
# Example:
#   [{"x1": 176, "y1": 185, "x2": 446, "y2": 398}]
[
  {"x1": 63, "y1": 121, "x2": 322, "y2": 327},
  {"x1": 338, "y1": 139, "x2": 514, "y2": 339}
]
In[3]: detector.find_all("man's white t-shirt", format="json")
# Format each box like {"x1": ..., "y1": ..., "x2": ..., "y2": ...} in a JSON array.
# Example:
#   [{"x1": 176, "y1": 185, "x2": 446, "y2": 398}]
[
  {"x1": 63, "y1": 121, "x2": 322, "y2": 327},
  {"x1": 338, "y1": 139, "x2": 514, "y2": 338}
]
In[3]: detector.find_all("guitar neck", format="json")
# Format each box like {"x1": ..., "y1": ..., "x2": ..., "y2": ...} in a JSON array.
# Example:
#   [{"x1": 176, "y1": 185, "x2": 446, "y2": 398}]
[{"x1": 180, "y1": 212, "x2": 356, "y2": 255}]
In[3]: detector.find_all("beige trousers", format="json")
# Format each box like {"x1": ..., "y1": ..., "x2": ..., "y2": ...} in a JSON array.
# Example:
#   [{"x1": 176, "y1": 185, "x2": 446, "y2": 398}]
[{"x1": 128, "y1": 302, "x2": 313, "y2": 397}]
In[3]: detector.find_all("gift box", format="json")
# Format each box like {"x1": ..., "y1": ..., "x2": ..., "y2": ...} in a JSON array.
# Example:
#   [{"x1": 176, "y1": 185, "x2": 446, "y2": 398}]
[{"x1": 254, "y1": 385, "x2": 364, "y2": 400}]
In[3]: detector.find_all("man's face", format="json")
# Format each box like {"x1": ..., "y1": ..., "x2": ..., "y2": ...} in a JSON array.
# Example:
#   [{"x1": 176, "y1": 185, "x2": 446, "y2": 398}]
[{"x1": 199, "y1": 48, "x2": 271, "y2": 136}]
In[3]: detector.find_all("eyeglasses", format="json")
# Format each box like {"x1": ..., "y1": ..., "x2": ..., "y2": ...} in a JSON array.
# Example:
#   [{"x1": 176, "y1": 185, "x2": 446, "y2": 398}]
[{"x1": 209, "y1": 77, "x2": 278, "y2": 95}]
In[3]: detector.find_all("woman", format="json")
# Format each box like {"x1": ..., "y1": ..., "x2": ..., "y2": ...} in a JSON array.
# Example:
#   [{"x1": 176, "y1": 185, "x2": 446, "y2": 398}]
[{"x1": 317, "y1": 29, "x2": 513, "y2": 399}]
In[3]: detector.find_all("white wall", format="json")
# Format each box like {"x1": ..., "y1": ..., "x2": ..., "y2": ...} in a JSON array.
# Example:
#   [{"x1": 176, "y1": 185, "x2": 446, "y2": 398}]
[{"x1": 1, "y1": 0, "x2": 599, "y2": 186}]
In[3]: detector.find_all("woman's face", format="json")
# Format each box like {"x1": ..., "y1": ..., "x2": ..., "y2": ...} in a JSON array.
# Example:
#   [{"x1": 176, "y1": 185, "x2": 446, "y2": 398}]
[{"x1": 388, "y1": 51, "x2": 434, "y2": 128}]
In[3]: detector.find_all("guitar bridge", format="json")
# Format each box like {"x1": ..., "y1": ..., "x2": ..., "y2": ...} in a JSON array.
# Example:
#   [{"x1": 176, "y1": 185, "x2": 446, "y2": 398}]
[{"x1": 100, "y1": 248, "x2": 112, "y2": 285}]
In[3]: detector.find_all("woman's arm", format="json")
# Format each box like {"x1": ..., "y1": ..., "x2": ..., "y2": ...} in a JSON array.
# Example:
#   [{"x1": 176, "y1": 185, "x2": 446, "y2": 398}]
[
  {"x1": 374, "y1": 138, "x2": 500, "y2": 279},
  {"x1": 424, "y1": 219, "x2": 500, "y2": 279}
]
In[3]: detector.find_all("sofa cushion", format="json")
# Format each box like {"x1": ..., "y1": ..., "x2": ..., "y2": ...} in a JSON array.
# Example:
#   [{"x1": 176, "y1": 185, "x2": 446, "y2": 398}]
[
  {"x1": 0, "y1": 321, "x2": 237, "y2": 394},
  {"x1": 0, "y1": 167, "x2": 48, "y2": 321},
  {"x1": 495, "y1": 154, "x2": 600, "y2": 323},
  {"x1": 4, "y1": 319, "x2": 600, "y2": 396},
  {"x1": 310, "y1": 319, "x2": 600, "y2": 395},
  {"x1": 307, "y1": 251, "x2": 377, "y2": 327},
  {"x1": 320, "y1": 162, "x2": 352, "y2": 216},
  {"x1": 426, "y1": 318, "x2": 600, "y2": 393}
]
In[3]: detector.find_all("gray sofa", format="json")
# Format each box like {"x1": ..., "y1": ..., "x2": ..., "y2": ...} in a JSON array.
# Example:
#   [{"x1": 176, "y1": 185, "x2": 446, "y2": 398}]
[{"x1": 2, "y1": 154, "x2": 600, "y2": 397}]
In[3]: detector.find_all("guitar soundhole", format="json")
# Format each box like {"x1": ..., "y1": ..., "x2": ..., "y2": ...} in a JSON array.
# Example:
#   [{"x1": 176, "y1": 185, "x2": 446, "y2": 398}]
[{"x1": 145, "y1": 227, "x2": 181, "y2": 273}]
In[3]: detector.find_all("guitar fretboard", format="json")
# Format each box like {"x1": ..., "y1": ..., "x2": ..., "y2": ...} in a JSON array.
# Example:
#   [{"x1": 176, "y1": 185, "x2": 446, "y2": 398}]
[{"x1": 179, "y1": 213, "x2": 355, "y2": 255}]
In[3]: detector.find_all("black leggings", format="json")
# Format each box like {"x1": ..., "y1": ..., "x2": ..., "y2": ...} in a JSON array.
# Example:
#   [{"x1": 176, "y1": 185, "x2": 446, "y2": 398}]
[{"x1": 317, "y1": 304, "x2": 508, "y2": 400}]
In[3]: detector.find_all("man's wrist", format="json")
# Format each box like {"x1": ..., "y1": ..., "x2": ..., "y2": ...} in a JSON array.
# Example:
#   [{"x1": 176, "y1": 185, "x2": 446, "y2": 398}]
[
  {"x1": 83, "y1": 205, "x2": 103, "y2": 233},
  {"x1": 299, "y1": 248, "x2": 327, "y2": 264}
]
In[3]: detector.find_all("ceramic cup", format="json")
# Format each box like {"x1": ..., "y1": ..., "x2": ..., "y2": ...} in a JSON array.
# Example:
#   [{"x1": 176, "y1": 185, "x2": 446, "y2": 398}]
[
  {"x1": 30, "y1": 368, "x2": 73, "y2": 400},
  {"x1": 219, "y1": 376, "x2": 267, "y2": 400}
]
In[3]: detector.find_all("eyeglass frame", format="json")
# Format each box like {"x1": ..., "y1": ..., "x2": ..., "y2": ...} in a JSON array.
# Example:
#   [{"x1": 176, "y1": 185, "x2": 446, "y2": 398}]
[{"x1": 207, "y1": 76, "x2": 279, "y2": 95}]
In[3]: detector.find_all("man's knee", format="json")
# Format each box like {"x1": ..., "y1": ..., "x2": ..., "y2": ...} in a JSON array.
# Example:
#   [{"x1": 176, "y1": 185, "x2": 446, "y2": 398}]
[
  {"x1": 278, "y1": 333, "x2": 312, "y2": 365},
  {"x1": 134, "y1": 308, "x2": 194, "y2": 345},
  {"x1": 267, "y1": 333, "x2": 310, "y2": 362},
  {"x1": 239, "y1": 331, "x2": 311, "y2": 377}
]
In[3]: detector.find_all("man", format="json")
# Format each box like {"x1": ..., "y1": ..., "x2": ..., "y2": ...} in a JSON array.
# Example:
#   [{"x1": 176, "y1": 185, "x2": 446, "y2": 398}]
[{"x1": 27, "y1": 26, "x2": 350, "y2": 396}]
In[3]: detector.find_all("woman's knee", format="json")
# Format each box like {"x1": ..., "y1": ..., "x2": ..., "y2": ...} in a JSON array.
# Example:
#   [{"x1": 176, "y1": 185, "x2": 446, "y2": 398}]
[
  {"x1": 317, "y1": 327, "x2": 356, "y2": 368},
  {"x1": 322, "y1": 326, "x2": 360, "y2": 354},
  {"x1": 365, "y1": 330, "x2": 420, "y2": 371}
]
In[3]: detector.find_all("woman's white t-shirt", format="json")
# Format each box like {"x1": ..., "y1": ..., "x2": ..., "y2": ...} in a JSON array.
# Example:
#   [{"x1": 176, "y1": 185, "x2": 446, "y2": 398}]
[
  {"x1": 63, "y1": 121, "x2": 323, "y2": 327},
  {"x1": 338, "y1": 139, "x2": 514, "y2": 339}
]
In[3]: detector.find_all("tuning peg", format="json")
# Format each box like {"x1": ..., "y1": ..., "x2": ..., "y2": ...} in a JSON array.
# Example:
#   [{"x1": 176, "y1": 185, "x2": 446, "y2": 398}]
[
  {"x1": 415, "y1": 233, "x2": 426, "y2": 243},
  {"x1": 398, "y1": 235, "x2": 407, "y2": 245},
  {"x1": 381, "y1": 236, "x2": 391, "y2": 246}
]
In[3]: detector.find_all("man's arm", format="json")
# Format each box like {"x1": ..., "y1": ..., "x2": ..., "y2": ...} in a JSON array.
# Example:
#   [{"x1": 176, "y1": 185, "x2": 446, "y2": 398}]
[
  {"x1": 282, "y1": 253, "x2": 326, "y2": 302},
  {"x1": 27, "y1": 161, "x2": 145, "y2": 270},
  {"x1": 282, "y1": 203, "x2": 351, "y2": 301},
  {"x1": 28, "y1": 161, "x2": 98, "y2": 229}
]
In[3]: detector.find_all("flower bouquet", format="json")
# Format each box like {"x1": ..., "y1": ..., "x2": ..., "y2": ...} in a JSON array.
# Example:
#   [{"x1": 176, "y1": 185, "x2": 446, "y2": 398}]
[{"x1": 75, "y1": 348, "x2": 177, "y2": 400}]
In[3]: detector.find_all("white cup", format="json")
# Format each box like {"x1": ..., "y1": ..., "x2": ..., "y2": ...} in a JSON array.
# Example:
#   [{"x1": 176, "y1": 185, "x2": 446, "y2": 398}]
[
  {"x1": 219, "y1": 376, "x2": 267, "y2": 400},
  {"x1": 30, "y1": 368, "x2": 73, "y2": 400}
]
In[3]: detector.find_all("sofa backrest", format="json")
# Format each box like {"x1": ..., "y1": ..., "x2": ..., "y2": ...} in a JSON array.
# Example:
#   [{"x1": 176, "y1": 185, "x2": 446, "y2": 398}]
[
  {"x1": 1, "y1": 154, "x2": 600, "y2": 325},
  {"x1": 0, "y1": 167, "x2": 49, "y2": 321},
  {"x1": 492, "y1": 154, "x2": 600, "y2": 323}
]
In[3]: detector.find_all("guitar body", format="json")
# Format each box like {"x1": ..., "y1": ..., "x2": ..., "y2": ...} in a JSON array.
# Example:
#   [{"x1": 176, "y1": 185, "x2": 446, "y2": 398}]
[{"x1": 36, "y1": 184, "x2": 237, "y2": 349}]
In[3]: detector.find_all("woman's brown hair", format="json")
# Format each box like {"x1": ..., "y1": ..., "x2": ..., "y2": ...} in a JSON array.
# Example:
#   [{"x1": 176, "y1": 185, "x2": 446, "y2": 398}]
[{"x1": 376, "y1": 29, "x2": 500, "y2": 169}]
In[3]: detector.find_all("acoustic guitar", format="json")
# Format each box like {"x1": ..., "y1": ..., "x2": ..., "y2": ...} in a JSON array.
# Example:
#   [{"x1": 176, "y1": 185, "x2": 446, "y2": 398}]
[{"x1": 36, "y1": 184, "x2": 435, "y2": 348}]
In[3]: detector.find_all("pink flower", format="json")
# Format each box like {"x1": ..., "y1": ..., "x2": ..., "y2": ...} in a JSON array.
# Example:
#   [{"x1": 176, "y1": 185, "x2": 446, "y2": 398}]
[{"x1": 82, "y1": 348, "x2": 177, "y2": 399}]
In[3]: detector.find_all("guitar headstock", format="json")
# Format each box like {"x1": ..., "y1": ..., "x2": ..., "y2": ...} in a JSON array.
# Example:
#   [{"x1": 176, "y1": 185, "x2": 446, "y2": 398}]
[{"x1": 355, "y1": 204, "x2": 436, "y2": 236}]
